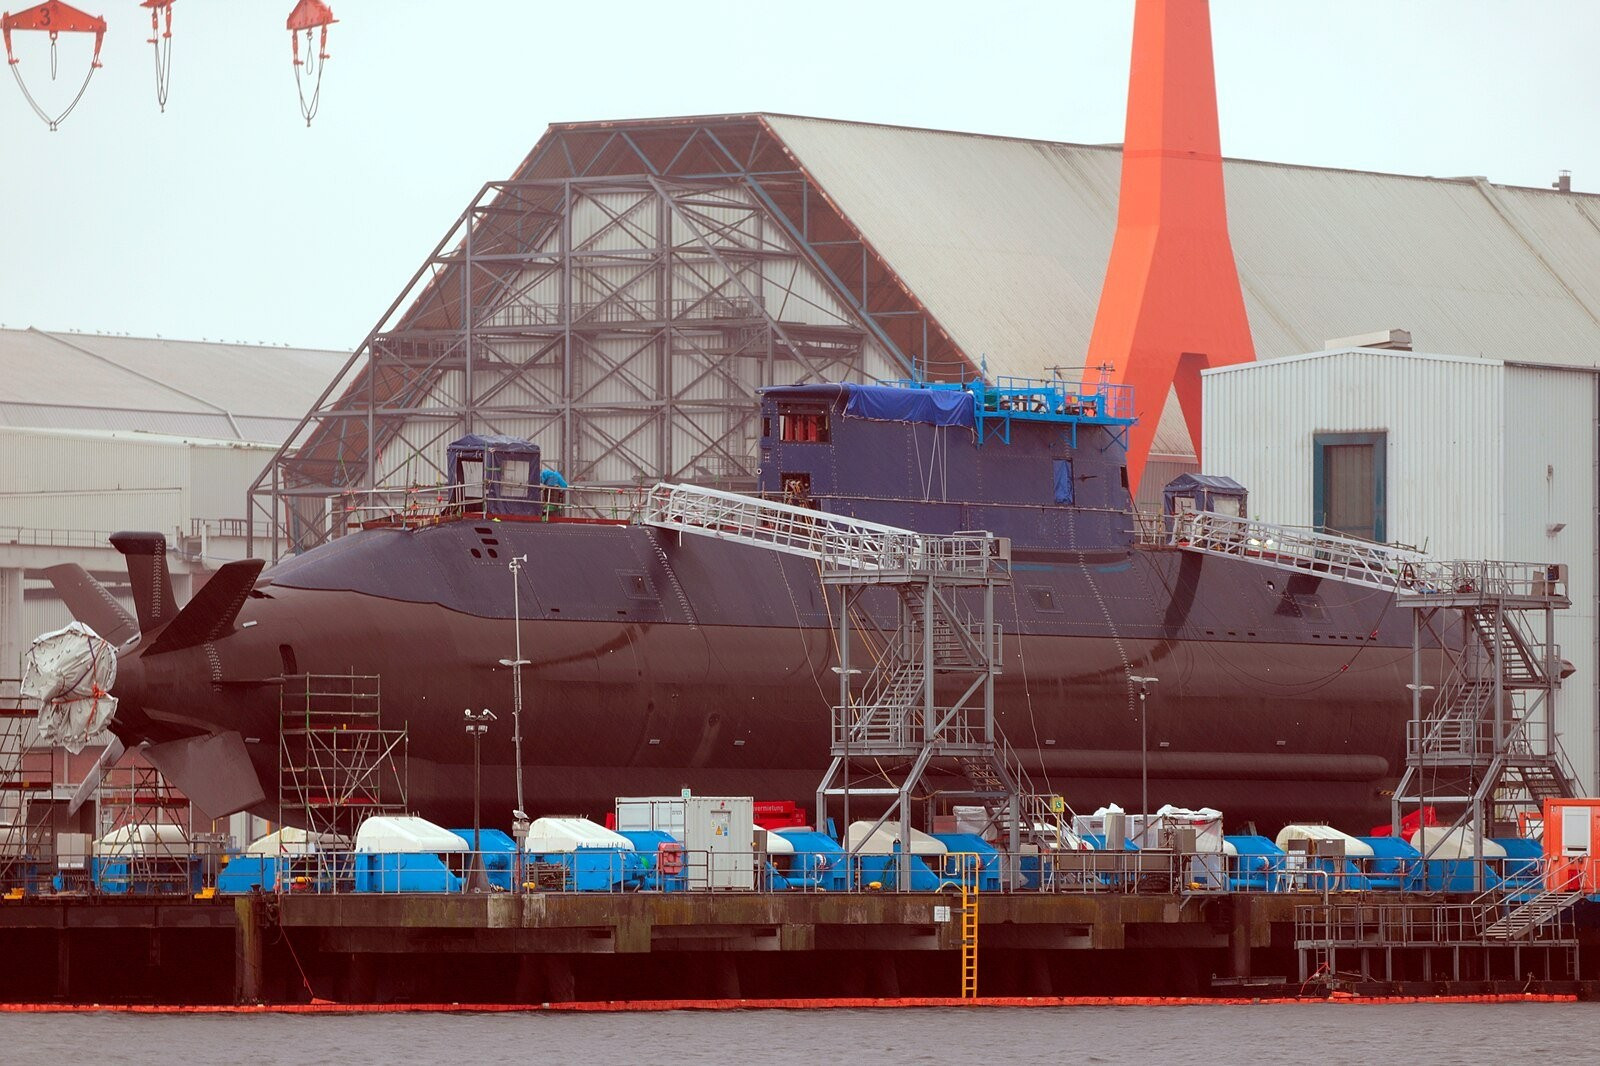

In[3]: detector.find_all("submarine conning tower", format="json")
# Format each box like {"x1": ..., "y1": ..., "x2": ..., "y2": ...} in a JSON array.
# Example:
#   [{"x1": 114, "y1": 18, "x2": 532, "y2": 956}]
[{"x1": 757, "y1": 376, "x2": 1139, "y2": 553}]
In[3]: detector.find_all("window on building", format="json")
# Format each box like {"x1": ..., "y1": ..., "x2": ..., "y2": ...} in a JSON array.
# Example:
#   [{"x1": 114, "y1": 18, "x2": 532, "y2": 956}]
[{"x1": 1313, "y1": 431, "x2": 1387, "y2": 542}]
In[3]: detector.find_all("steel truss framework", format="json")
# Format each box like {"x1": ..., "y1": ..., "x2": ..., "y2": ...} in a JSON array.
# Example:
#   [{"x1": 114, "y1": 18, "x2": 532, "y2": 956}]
[
  {"x1": 250, "y1": 117, "x2": 975, "y2": 560},
  {"x1": 1394, "y1": 590, "x2": 1579, "y2": 865}
]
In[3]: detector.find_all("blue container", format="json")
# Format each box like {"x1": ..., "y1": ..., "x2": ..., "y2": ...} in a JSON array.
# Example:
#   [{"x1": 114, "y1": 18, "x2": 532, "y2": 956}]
[
  {"x1": 218, "y1": 855, "x2": 281, "y2": 894},
  {"x1": 354, "y1": 852, "x2": 461, "y2": 893},
  {"x1": 90, "y1": 856, "x2": 200, "y2": 895},
  {"x1": 447, "y1": 828, "x2": 518, "y2": 891},
  {"x1": 930, "y1": 833, "x2": 1001, "y2": 891},
  {"x1": 1355, "y1": 837, "x2": 1422, "y2": 892},
  {"x1": 615, "y1": 829, "x2": 682, "y2": 891},
  {"x1": 772, "y1": 829, "x2": 847, "y2": 891},
  {"x1": 1491, "y1": 837, "x2": 1544, "y2": 901},
  {"x1": 855, "y1": 851, "x2": 941, "y2": 891},
  {"x1": 1224, "y1": 835, "x2": 1285, "y2": 892}
]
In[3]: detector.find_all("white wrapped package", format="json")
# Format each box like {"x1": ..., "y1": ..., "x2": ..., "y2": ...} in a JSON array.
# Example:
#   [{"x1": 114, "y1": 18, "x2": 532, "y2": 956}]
[{"x1": 21, "y1": 621, "x2": 119, "y2": 753}]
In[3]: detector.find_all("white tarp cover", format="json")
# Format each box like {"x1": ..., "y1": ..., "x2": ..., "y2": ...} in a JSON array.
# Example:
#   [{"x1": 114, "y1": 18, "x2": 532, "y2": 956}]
[
  {"x1": 1409, "y1": 827, "x2": 1508, "y2": 859},
  {"x1": 246, "y1": 827, "x2": 344, "y2": 856},
  {"x1": 94, "y1": 823, "x2": 190, "y2": 858},
  {"x1": 523, "y1": 816, "x2": 633, "y2": 854},
  {"x1": 21, "y1": 622, "x2": 118, "y2": 753},
  {"x1": 354, "y1": 816, "x2": 467, "y2": 854},
  {"x1": 846, "y1": 821, "x2": 948, "y2": 856},
  {"x1": 1275, "y1": 823, "x2": 1376, "y2": 858},
  {"x1": 1139, "y1": 805, "x2": 1226, "y2": 853},
  {"x1": 761, "y1": 826, "x2": 795, "y2": 855}
]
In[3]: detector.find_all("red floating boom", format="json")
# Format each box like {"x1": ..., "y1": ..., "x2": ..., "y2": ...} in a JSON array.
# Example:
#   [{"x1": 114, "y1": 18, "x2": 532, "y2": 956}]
[
  {"x1": 286, "y1": 0, "x2": 335, "y2": 126},
  {"x1": 1, "y1": 1, "x2": 107, "y2": 130},
  {"x1": 139, "y1": 0, "x2": 173, "y2": 112}
]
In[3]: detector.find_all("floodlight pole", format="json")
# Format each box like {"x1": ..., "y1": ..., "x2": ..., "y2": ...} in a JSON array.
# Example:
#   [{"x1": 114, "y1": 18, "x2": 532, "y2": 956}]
[
  {"x1": 1129, "y1": 676, "x2": 1159, "y2": 844},
  {"x1": 501, "y1": 555, "x2": 531, "y2": 849},
  {"x1": 464, "y1": 708, "x2": 496, "y2": 891}
]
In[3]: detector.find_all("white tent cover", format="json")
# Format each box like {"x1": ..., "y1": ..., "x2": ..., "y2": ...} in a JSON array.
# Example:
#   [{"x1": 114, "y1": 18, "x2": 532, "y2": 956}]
[
  {"x1": 1409, "y1": 826, "x2": 1508, "y2": 859},
  {"x1": 354, "y1": 815, "x2": 467, "y2": 854},
  {"x1": 94, "y1": 823, "x2": 189, "y2": 858},
  {"x1": 524, "y1": 816, "x2": 633, "y2": 853},
  {"x1": 1275, "y1": 823, "x2": 1375, "y2": 858},
  {"x1": 846, "y1": 821, "x2": 947, "y2": 856},
  {"x1": 245, "y1": 827, "x2": 344, "y2": 856}
]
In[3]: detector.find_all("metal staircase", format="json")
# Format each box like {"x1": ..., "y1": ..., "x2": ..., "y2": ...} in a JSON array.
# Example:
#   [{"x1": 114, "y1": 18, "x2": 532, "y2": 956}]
[
  {"x1": 1141, "y1": 508, "x2": 1577, "y2": 872},
  {"x1": 1479, "y1": 887, "x2": 1587, "y2": 941},
  {"x1": 643, "y1": 481, "x2": 1043, "y2": 888}
]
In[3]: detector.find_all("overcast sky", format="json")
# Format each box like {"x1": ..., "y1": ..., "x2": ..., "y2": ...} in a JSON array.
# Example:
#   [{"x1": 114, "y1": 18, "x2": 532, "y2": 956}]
[{"x1": 2, "y1": 0, "x2": 1595, "y2": 351}]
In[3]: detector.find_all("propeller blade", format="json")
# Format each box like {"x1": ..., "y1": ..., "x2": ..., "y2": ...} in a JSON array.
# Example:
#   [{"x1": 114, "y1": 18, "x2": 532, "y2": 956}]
[{"x1": 67, "y1": 734, "x2": 125, "y2": 816}]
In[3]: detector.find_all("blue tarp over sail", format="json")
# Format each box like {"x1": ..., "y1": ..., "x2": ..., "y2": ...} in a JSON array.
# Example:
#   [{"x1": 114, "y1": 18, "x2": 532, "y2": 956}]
[{"x1": 842, "y1": 385, "x2": 975, "y2": 428}]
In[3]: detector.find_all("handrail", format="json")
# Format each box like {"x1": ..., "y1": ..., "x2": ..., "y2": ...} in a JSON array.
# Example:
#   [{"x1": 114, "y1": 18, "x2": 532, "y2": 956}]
[{"x1": 1142, "y1": 510, "x2": 1569, "y2": 602}]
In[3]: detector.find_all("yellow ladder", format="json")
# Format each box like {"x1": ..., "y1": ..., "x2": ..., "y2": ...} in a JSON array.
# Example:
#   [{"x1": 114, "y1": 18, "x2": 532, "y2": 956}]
[{"x1": 958, "y1": 852, "x2": 980, "y2": 999}]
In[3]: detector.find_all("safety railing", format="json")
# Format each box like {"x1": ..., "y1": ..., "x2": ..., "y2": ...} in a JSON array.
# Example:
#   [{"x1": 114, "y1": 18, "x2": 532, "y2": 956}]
[
  {"x1": 335, "y1": 482, "x2": 653, "y2": 530},
  {"x1": 1140, "y1": 510, "x2": 1568, "y2": 601},
  {"x1": 2, "y1": 843, "x2": 1571, "y2": 901},
  {"x1": 642, "y1": 482, "x2": 1008, "y2": 580}
]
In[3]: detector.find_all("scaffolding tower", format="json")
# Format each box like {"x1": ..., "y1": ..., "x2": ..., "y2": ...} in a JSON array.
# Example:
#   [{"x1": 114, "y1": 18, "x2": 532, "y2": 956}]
[
  {"x1": 0, "y1": 681, "x2": 53, "y2": 895},
  {"x1": 94, "y1": 760, "x2": 197, "y2": 894},
  {"x1": 642, "y1": 481, "x2": 1035, "y2": 889},
  {"x1": 278, "y1": 673, "x2": 408, "y2": 890},
  {"x1": 1392, "y1": 567, "x2": 1578, "y2": 864},
  {"x1": 1138, "y1": 510, "x2": 1578, "y2": 878}
]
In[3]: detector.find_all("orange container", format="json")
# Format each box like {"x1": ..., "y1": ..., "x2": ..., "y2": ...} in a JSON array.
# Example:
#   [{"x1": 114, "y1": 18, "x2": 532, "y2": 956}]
[{"x1": 1541, "y1": 798, "x2": 1600, "y2": 893}]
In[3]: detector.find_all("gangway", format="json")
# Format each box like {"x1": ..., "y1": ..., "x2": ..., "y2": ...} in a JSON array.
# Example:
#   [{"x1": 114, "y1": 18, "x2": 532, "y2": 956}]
[
  {"x1": 1143, "y1": 509, "x2": 1577, "y2": 878},
  {"x1": 644, "y1": 482, "x2": 1041, "y2": 889}
]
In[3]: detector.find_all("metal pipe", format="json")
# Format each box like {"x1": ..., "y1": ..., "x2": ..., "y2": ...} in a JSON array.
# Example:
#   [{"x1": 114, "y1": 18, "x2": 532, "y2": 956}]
[{"x1": 1129, "y1": 675, "x2": 1159, "y2": 845}]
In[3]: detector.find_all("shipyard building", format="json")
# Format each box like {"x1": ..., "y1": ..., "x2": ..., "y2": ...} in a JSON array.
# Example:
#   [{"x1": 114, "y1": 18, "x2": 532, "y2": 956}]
[{"x1": 7, "y1": 116, "x2": 1600, "y2": 802}]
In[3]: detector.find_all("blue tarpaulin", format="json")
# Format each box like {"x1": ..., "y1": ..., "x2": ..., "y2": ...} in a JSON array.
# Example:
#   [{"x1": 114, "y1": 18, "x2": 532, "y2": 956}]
[
  {"x1": 843, "y1": 385, "x2": 975, "y2": 428},
  {"x1": 1053, "y1": 459, "x2": 1074, "y2": 505}
]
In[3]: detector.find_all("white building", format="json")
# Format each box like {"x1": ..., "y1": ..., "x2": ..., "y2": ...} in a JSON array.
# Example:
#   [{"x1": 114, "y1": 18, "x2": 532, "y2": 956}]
[
  {"x1": 1202, "y1": 347, "x2": 1599, "y2": 792},
  {"x1": 0, "y1": 328, "x2": 348, "y2": 674}
]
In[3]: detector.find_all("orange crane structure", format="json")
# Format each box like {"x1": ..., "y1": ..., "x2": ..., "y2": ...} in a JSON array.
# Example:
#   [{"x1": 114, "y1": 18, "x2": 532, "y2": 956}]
[{"x1": 1086, "y1": 0, "x2": 1255, "y2": 493}]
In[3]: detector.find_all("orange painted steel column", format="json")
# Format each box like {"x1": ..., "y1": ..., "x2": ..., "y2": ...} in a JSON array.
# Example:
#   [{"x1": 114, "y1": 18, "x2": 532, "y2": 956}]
[{"x1": 1086, "y1": 0, "x2": 1254, "y2": 492}]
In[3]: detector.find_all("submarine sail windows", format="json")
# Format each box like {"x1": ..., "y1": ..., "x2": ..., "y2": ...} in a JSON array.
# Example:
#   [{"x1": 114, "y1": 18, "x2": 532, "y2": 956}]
[
  {"x1": 1314, "y1": 432, "x2": 1387, "y2": 542},
  {"x1": 780, "y1": 410, "x2": 829, "y2": 443}
]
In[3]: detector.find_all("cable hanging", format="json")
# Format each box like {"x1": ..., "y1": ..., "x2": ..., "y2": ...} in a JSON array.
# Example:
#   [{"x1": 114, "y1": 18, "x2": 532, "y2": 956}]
[
  {"x1": 285, "y1": 0, "x2": 335, "y2": 127},
  {"x1": 140, "y1": 0, "x2": 173, "y2": 113},
  {"x1": 1, "y1": 0, "x2": 106, "y2": 131}
]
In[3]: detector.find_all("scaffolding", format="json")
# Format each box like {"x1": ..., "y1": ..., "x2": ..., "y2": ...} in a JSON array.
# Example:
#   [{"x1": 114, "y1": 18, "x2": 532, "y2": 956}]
[
  {"x1": 1139, "y1": 510, "x2": 1578, "y2": 875},
  {"x1": 247, "y1": 117, "x2": 990, "y2": 563},
  {"x1": 1295, "y1": 884, "x2": 1582, "y2": 989},
  {"x1": 278, "y1": 673, "x2": 408, "y2": 890},
  {"x1": 1392, "y1": 574, "x2": 1578, "y2": 868},
  {"x1": 642, "y1": 481, "x2": 1030, "y2": 889},
  {"x1": 0, "y1": 680, "x2": 54, "y2": 895},
  {"x1": 93, "y1": 761, "x2": 204, "y2": 895}
]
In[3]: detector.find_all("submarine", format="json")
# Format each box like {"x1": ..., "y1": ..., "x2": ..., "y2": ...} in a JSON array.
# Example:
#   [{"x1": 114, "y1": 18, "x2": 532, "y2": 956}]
[{"x1": 33, "y1": 373, "x2": 1453, "y2": 832}]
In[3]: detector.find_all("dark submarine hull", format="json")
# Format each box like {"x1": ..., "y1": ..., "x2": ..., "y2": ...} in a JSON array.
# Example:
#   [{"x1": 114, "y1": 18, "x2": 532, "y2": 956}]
[{"x1": 143, "y1": 515, "x2": 1448, "y2": 834}]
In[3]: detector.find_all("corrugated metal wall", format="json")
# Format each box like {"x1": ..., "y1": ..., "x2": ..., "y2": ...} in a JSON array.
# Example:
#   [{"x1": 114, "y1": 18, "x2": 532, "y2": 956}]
[
  {"x1": 1502, "y1": 366, "x2": 1599, "y2": 792},
  {"x1": 1203, "y1": 350, "x2": 1505, "y2": 559},
  {"x1": 0, "y1": 428, "x2": 186, "y2": 497},
  {"x1": 1204, "y1": 352, "x2": 1600, "y2": 791}
]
